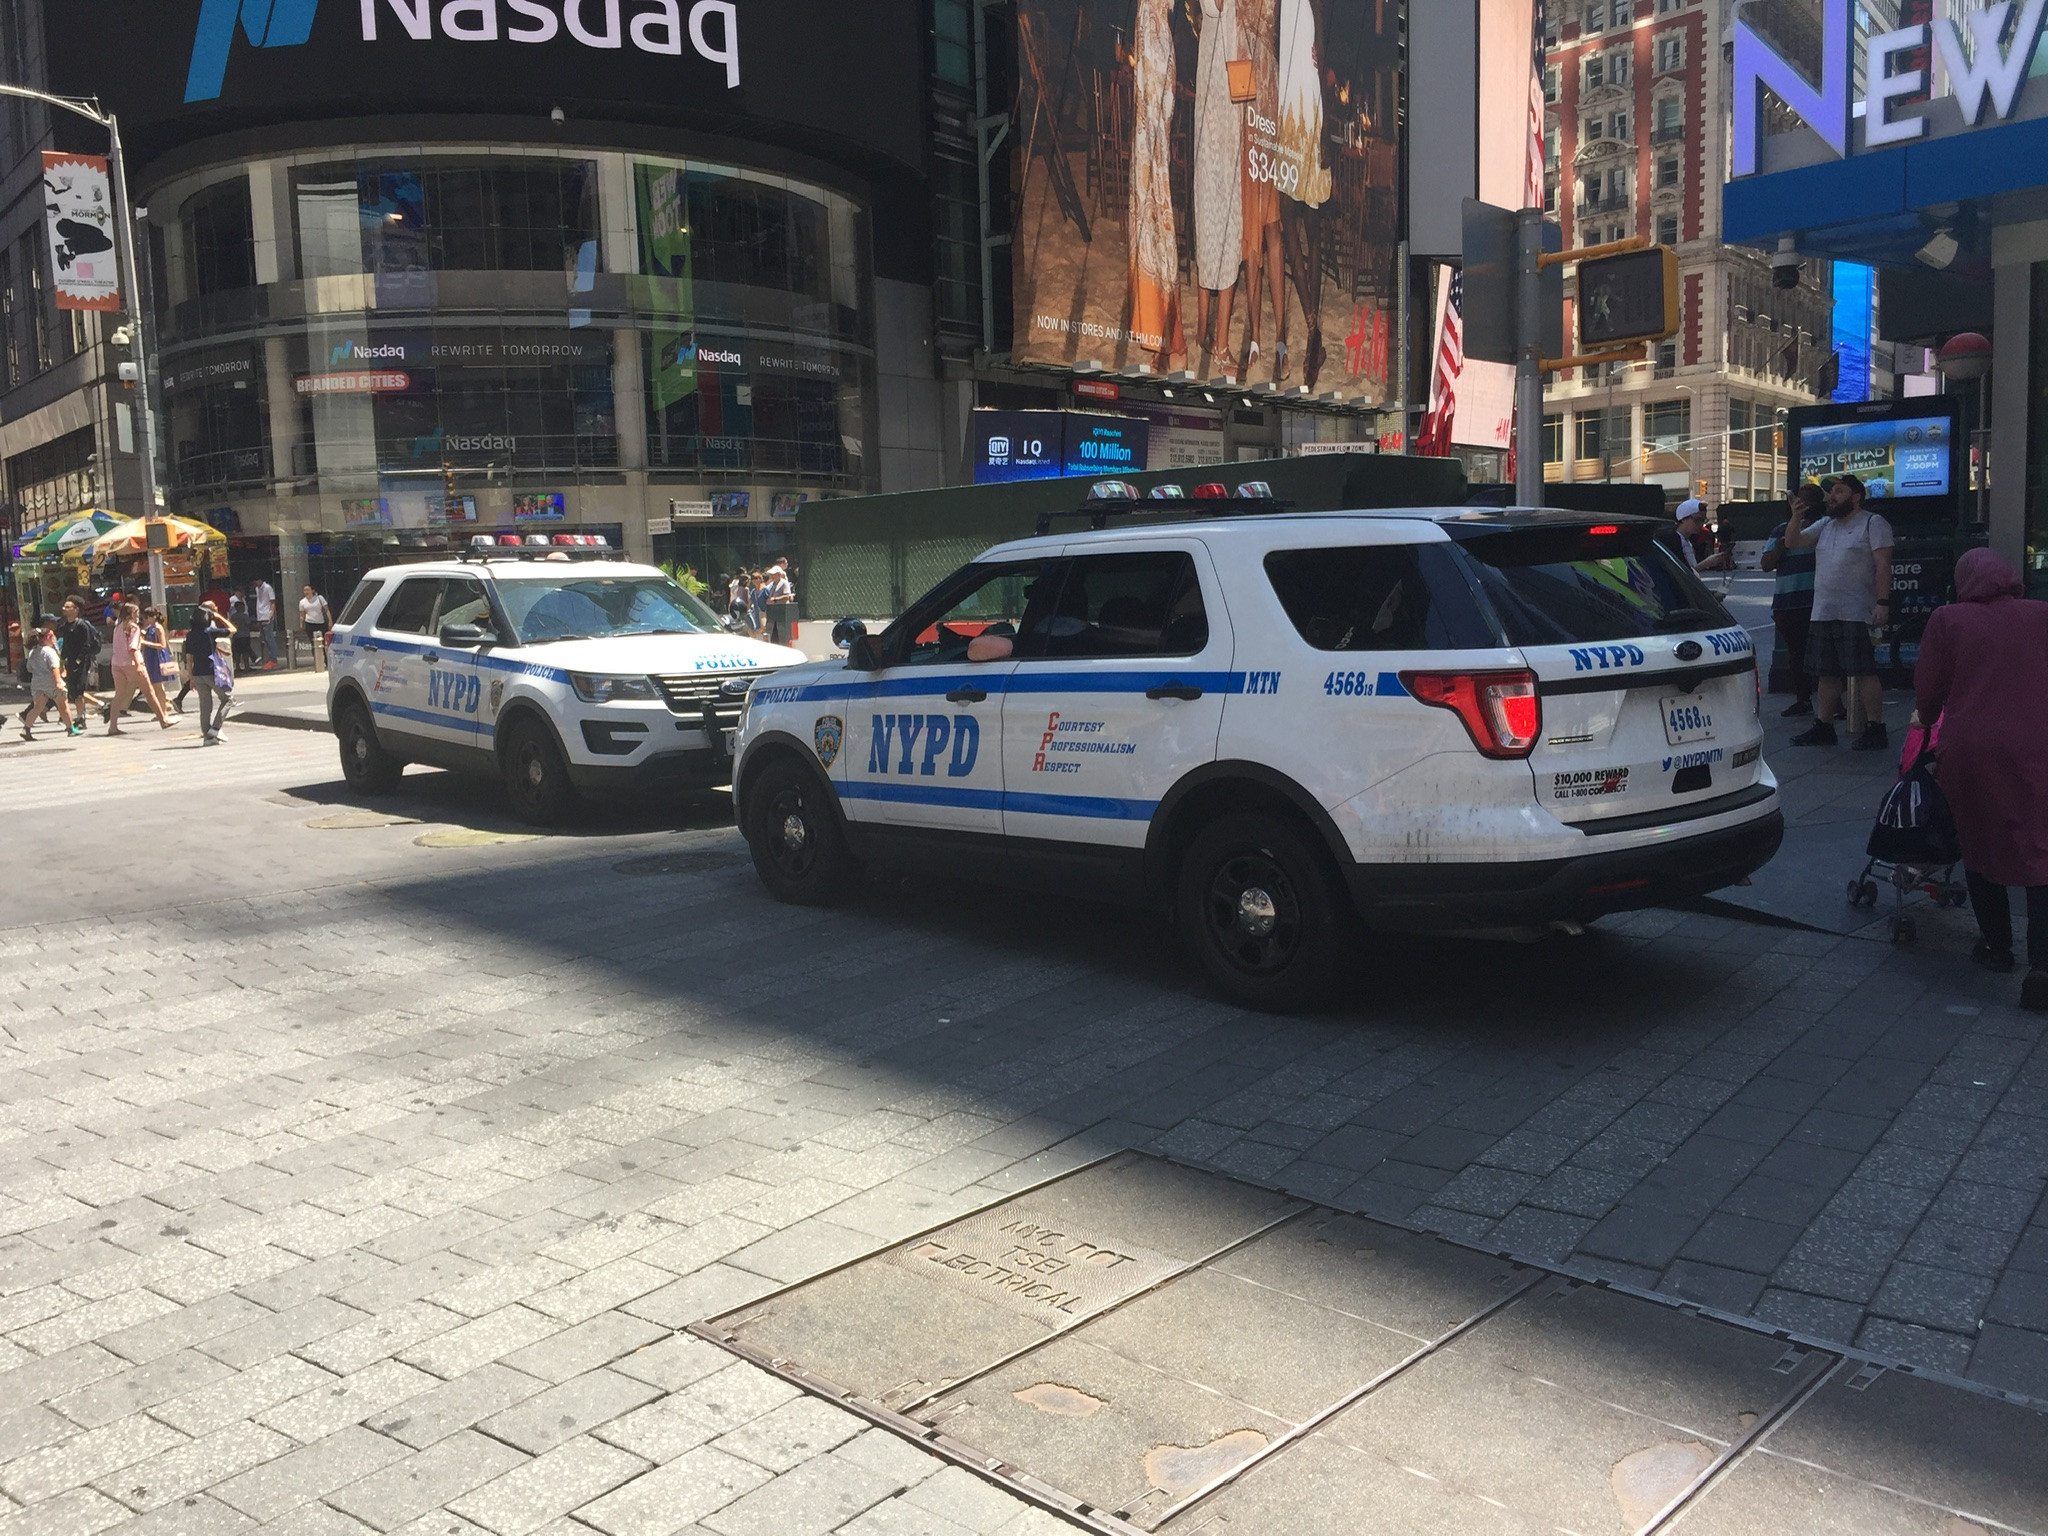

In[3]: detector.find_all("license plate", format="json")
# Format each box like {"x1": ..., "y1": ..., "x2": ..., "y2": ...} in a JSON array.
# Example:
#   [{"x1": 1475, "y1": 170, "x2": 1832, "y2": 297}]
[{"x1": 1662, "y1": 692, "x2": 1714, "y2": 745}]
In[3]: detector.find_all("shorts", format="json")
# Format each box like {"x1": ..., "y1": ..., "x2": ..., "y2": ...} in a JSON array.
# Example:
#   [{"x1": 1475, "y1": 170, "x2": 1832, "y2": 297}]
[
  {"x1": 305, "y1": 623, "x2": 329, "y2": 640},
  {"x1": 63, "y1": 662, "x2": 90, "y2": 702},
  {"x1": 1805, "y1": 619, "x2": 1877, "y2": 678}
]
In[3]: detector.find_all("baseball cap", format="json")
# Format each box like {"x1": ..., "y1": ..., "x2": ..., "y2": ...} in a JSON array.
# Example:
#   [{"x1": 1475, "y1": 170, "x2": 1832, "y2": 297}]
[
  {"x1": 1675, "y1": 498, "x2": 1706, "y2": 521},
  {"x1": 1834, "y1": 473, "x2": 1866, "y2": 496}
]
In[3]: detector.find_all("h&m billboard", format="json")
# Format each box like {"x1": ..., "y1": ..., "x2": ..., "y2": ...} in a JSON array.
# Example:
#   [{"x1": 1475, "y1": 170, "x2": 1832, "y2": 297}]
[
  {"x1": 1010, "y1": 0, "x2": 1401, "y2": 401},
  {"x1": 42, "y1": 0, "x2": 926, "y2": 172}
]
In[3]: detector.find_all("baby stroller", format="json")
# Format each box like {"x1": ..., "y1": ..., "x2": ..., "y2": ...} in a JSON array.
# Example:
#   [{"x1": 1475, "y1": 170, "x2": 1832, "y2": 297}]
[{"x1": 1847, "y1": 717, "x2": 1967, "y2": 943}]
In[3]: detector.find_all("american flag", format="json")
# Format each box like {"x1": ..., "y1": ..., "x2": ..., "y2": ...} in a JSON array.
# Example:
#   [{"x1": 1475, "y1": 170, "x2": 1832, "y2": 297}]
[{"x1": 1418, "y1": 269, "x2": 1464, "y2": 458}]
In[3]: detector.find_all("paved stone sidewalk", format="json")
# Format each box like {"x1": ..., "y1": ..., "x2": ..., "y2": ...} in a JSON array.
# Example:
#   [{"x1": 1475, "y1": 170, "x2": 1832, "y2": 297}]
[{"x1": 0, "y1": 713, "x2": 2040, "y2": 1532}]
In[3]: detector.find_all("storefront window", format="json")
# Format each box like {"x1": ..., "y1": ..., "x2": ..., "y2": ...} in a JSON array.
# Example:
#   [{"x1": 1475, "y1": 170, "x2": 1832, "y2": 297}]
[
  {"x1": 149, "y1": 146, "x2": 876, "y2": 527},
  {"x1": 180, "y1": 178, "x2": 257, "y2": 297},
  {"x1": 8, "y1": 427, "x2": 96, "y2": 528},
  {"x1": 294, "y1": 158, "x2": 599, "y2": 279}
]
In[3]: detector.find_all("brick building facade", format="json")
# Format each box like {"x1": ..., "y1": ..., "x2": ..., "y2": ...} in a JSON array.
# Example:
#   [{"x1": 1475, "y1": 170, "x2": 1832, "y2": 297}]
[{"x1": 1541, "y1": 0, "x2": 1834, "y2": 506}]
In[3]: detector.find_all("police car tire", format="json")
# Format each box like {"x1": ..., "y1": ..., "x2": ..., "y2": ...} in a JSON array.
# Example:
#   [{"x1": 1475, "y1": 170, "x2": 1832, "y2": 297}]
[
  {"x1": 1176, "y1": 813, "x2": 1344, "y2": 1013},
  {"x1": 746, "y1": 758, "x2": 855, "y2": 906},
  {"x1": 337, "y1": 700, "x2": 403, "y2": 794},
  {"x1": 501, "y1": 718, "x2": 578, "y2": 825}
]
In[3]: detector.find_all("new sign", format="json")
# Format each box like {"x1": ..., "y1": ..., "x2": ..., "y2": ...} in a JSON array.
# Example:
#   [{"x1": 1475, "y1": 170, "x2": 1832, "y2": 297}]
[{"x1": 1734, "y1": 0, "x2": 2048, "y2": 177}]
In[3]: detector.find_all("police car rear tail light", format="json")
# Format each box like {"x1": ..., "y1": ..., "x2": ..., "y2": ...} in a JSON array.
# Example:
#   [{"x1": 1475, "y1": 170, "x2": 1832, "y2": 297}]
[
  {"x1": 1589, "y1": 524, "x2": 1620, "y2": 535},
  {"x1": 1401, "y1": 669, "x2": 1542, "y2": 759},
  {"x1": 1192, "y1": 482, "x2": 1229, "y2": 499}
]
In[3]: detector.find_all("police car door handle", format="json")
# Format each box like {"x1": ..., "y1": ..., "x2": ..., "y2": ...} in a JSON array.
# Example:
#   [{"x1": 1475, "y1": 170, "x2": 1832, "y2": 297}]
[
  {"x1": 945, "y1": 686, "x2": 988, "y2": 704},
  {"x1": 422, "y1": 652, "x2": 440, "y2": 664},
  {"x1": 1146, "y1": 681, "x2": 1204, "y2": 701}
]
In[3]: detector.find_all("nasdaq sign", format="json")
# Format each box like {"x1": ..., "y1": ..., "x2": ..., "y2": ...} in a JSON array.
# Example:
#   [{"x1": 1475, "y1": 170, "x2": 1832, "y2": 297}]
[{"x1": 1733, "y1": 0, "x2": 2048, "y2": 176}]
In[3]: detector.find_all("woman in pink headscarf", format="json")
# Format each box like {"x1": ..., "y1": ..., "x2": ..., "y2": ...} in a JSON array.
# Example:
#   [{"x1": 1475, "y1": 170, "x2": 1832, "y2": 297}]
[{"x1": 1915, "y1": 547, "x2": 2048, "y2": 1009}]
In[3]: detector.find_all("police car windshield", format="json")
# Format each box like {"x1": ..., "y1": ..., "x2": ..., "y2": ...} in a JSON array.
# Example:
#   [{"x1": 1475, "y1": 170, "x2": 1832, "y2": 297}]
[
  {"x1": 495, "y1": 577, "x2": 722, "y2": 644},
  {"x1": 1448, "y1": 525, "x2": 1733, "y2": 646}
]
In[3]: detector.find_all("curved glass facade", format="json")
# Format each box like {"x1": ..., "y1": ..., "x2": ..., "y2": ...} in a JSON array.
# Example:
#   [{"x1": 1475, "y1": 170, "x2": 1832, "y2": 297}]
[{"x1": 144, "y1": 142, "x2": 873, "y2": 587}]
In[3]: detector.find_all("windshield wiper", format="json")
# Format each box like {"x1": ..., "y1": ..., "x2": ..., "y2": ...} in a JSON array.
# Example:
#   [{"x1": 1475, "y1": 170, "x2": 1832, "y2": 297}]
[{"x1": 524, "y1": 633, "x2": 594, "y2": 644}]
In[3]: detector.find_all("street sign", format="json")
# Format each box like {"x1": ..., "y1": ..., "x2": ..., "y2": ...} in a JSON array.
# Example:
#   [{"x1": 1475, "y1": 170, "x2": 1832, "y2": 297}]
[
  {"x1": 1461, "y1": 199, "x2": 1563, "y2": 364},
  {"x1": 1579, "y1": 247, "x2": 1680, "y2": 348}
]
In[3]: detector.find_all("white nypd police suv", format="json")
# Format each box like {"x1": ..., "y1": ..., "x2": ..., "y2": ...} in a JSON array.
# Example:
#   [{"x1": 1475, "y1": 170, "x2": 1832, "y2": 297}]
[
  {"x1": 327, "y1": 539, "x2": 803, "y2": 823},
  {"x1": 731, "y1": 494, "x2": 1783, "y2": 1011}
]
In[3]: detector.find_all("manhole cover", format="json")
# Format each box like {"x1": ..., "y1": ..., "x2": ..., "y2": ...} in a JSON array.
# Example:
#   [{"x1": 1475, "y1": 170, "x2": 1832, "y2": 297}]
[
  {"x1": 415, "y1": 828, "x2": 539, "y2": 847},
  {"x1": 689, "y1": 1152, "x2": 2046, "y2": 1536},
  {"x1": 613, "y1": 849, "x2": 746, "y2": 876},
  {"x1": 305, "y1": 810, "x2": 421, "y2": 829}
]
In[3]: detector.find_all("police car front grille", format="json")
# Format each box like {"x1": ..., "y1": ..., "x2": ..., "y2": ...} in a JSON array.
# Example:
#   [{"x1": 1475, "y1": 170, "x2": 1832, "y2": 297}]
[{"x1": 654, "y1": 671, "x2": 768, "y2": 724}]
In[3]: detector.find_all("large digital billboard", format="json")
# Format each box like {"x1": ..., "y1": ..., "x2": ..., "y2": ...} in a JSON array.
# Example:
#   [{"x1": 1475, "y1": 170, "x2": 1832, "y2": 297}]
[
  {"x1": 972, "y1": 409, "x2": 1149, "y2": 484},
  {"x1": 1011, "y1": 0, "x2": 1401, "y2": 400},
  {"x1": 1794, "y1": 411, "x2": 1954, "y2": 501},
  {"x1": 41, "y1": 1, "x2": 926, "y2": 172}
]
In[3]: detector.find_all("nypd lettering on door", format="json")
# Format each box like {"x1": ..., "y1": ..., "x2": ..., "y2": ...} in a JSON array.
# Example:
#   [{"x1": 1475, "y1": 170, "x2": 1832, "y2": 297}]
[{"x1": 866, "y1": 714, "x2": 982, "y2": 777}]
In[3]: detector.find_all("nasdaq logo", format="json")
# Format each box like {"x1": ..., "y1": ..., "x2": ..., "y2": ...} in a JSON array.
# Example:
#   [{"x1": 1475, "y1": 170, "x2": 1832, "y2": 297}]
[
  {"x1": 866, "y1": 714, "x2": 981, "y2": 778},
  {"x1": 186, "y1": 0, "x2": 321, "y2": 104},
  {"x1": 186, "y1": 0, "x2": 743, "y2": 106}
]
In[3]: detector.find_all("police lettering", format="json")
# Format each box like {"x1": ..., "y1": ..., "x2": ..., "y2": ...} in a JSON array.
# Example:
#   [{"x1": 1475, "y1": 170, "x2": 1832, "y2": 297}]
[
  {"x1": 867, "y1": 713, "x2": 980, "y2": 776},
  {"x1": 1567, "y1": 644, "x2": 1647, "y2": 672}
]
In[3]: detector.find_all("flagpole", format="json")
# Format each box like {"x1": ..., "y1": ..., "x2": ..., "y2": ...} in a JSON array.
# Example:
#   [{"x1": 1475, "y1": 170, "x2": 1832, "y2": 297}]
[{"x1": 0, "y1": 85, "x2": 162, "y2": 607}]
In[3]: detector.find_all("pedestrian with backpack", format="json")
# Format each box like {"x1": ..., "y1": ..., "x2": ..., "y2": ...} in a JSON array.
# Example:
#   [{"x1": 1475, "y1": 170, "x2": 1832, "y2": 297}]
[
  {"x1": 183, "y1": 599, "x2": 238, "y2": 746},
  {"x1": 56, "y1": 597, "x2": 103, "y2": 719},
  {"x1": 1914, "y1": 547, "x2": 2048, "y2": 1010}
]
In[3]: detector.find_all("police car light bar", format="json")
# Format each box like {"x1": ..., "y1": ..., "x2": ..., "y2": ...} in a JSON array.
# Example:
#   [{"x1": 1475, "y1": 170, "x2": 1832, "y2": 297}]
[{"x1": 1036, "y1": 489, "x2": 1293, "y2": 537}]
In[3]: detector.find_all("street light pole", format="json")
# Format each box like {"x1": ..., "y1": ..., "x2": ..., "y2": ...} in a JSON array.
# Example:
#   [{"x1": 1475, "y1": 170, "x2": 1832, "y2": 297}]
[{"x1": 0, "y1": 84, "x2": 164, "y2": 608}]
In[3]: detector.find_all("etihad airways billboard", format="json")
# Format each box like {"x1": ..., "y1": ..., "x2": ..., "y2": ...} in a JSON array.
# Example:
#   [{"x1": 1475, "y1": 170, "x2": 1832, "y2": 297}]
[{"x1": 1734, "y1": 0, "x2": 2048, "y2": 177}]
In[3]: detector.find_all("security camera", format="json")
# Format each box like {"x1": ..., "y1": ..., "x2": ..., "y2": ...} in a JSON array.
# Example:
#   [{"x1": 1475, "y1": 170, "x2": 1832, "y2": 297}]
[
  {"x1": 1771, "y1": 235, "x2": 1803, "y2": 291},
  {"x1": 1915, "y1": 228, "x2": 1959, "y2": 270},
  {"x1": 549, "y1": 105, "x2": 566, "y2": 124}
]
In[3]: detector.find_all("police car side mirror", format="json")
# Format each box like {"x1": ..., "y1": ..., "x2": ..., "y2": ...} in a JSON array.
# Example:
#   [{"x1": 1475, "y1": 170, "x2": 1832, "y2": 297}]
[
  {"x1": 832, "y1": 617, "x2": 880, "y2": 671},
  {"x1": 438, "y1": 622, "x2": 492, "y2": 648}
]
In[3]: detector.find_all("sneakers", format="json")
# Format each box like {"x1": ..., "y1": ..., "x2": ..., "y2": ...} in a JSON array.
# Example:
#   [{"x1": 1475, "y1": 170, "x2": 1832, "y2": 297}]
[
  {"x1": 65, "y1": 724, "x2": 84, "y2": 737},
  {"x1": 1781, "y1": 699, "x2": 1813, "y2": 717},
  {"x1": 1974, "y1": 941, "x2": 2016, "y2": 973},
  {"x1": 1790, "y1": 721, "x2": 1837, "y2": 747},
  {"x1": 1851, "y1": 722, "x2": 1890, "y2": 752},
  {"x1": 202, "y1": 732, "x2": 220, "y2": 746},
  {"x1": 2023, "y1": 971, "x2": 2048, "y2": 1013}
]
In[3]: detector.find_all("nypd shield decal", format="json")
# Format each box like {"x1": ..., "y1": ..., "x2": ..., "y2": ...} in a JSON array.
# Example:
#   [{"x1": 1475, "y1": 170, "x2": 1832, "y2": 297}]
[{"x1": 814, "y1": 715, "x2": 843, "y2": 768}]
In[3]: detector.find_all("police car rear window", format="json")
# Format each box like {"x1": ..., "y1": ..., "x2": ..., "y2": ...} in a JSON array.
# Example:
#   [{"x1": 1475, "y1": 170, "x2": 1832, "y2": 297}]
[
  {"x1": 1448, "y1": 525, "x2": 1731, "y2": 645},
  {"x1": 1263, "y1": 545, "x2": 1496, "y2": 651}
]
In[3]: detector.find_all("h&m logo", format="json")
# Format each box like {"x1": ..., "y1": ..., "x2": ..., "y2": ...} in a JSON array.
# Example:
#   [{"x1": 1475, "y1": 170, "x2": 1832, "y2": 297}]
[
  {"x1": 187, "y1": 0, "x2": 743, "y2": 105},
  {"x1": 867, "y1": 714, "x2": 981, "y2": 777}
]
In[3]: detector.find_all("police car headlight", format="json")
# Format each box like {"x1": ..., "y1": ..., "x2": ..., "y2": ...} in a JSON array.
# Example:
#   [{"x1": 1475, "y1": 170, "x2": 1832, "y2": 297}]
[{"x1": 570, "y1": 673, "x2": 659, "y2": 704}]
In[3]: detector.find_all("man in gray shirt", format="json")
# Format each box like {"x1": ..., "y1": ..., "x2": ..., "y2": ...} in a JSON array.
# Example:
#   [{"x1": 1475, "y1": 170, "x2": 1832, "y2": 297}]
[{"x1": 1784, "y1": 473, "x2": 1894, "y2": 751}]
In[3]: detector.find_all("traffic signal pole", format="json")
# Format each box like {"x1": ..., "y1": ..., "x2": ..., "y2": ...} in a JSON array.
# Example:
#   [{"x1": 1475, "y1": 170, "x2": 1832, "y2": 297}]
[
  {"x1": 0, "y1": 85, "x2": 164, "y2": 608},
  {"x1": 1515, "y1": 209, "x2": 1544, "y2": 508}
]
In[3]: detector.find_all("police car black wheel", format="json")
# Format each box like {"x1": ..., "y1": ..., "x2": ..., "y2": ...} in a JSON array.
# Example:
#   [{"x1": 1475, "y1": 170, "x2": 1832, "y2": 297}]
[
  {"x1": 337, "y1": 703, "x2": 402, "y2": 794},
  {"x1": 747, "y1": 759, "x2": 853, "y2": 905},
  {"x1": 501, "y1": 720, "x2": 577, "y2": 825},
  {"x1": 1178, "y1": 814, "x2": 1342, "y2": 1013}
]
